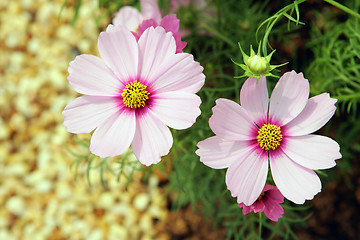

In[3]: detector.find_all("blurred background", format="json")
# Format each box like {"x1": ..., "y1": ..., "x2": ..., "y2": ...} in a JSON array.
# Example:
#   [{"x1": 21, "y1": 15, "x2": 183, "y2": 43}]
[
  {"x1": 1, "y1": 0, "x2": 360, "y2": 239},
  {"x1": 0, "y1": 0, "x2": 173, "y2": 239}
]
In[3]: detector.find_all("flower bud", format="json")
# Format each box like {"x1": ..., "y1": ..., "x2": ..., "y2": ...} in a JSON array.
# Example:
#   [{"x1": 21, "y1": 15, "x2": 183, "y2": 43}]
[
  {"x1": 245, "y1": 54, "x2": 270, "y2": 76},
  {"x1": 232, "y1": 42, "x2": 287, "y2": 81}
]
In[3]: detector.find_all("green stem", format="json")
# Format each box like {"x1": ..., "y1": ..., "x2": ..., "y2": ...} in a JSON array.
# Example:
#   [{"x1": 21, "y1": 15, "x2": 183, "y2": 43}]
[
  {"x1": 258, "y1": 212, "x2": 263, "y2": 240},
  {"x1": 258, "y1": 0, "x2": 307, "y2": 55},
  {"x1": 198, "y1": 22, "x2": 237, "y2": 48},
  {"x1": 216, "y1": 0, "x2": 222, "y2": 30},
  {"x1": 323, "y1": 0, "x2": 360, "y2": 19}
]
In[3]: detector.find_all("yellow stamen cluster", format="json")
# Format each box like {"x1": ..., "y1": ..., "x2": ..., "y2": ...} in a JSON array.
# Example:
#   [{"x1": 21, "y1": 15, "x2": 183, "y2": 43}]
[
  {"x1": 121, "y1": 81, "x2": 150, "y2": 108},
  {"x1": 257, "y1": 124, "x2": 283, "y2": 150},
  {"x1": 257, "y1": 192, "x2": 265, "y2": 201}
]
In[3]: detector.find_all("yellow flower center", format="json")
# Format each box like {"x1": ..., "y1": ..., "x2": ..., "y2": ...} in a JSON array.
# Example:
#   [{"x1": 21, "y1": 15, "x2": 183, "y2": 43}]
[
  {"x1": 121, "y1": 81, "x2": 150, "y2": 108},
  {"x1": 257, "y1": 124, "x2": 283, "y2": 150},
  {"x1": 257, "y1": 192, "x2": 265, "y2": 201}
]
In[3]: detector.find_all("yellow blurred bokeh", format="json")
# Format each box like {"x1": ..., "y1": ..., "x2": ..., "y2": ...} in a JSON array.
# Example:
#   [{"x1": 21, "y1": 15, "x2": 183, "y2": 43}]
[{"x1": 0, "y1": 1, "x2": 169, "y2": 239}]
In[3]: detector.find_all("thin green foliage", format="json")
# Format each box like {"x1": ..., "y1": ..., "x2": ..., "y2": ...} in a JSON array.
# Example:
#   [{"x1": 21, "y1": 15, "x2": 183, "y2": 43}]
[
  {"x1": 59, "y1": 0, "x2": 82, "y2": 25},
  {"x1": 59, "y1": 0, "x2": 138, "y2": 26},
  {"x1": 324, "y1": 0, "x2": 360, "y2": 19},
  {"x1": 72, "y1": 0, "x2": 82, "y2": 25},
  {"x1": 256, "y1": 0, "x2": 306, "y2": 55},
  {"x1": 68, "y1": 136, "x2": 143, "y2": 188},
  {"x1": 63, "y1": 0, "x2": 360, "y2": 239},
  {"x1": 306, "y1": 8, "x2": 360, "y2": 118},
  {"x1": 58, "y1": 0, "x2": 68, "y2": 22}
]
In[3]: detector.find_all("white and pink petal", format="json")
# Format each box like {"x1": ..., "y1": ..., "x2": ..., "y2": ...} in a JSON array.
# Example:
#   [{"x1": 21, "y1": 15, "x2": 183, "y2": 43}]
[
  {"x1": 68, "y1": 54, "x2": 122, "y2": 96},
  {"x1": 138, "y1": 27, "x2": 176, "y2": 82},
  {"x1": 226, "y1": 149, "x2": 268, "y2": 206},
  {"x1": 150, "y1": 91, "x2": 201, "y2": 129},
  {"x1": 269, "y1": 71, "x2": 309, "y2": 126},
  {"x1": 281, "y1": 134, "x2": 341, "y2": 170},
  {"x1": 62, "y1": 95, "x2": 119, "y2": 134},
  {"x1": 131, "y1": 110, "x2": 173, "y2": 166},
  {"x1": 140, "y1": 0, "x2": 162, "y2": 23},
  {"x1": 284, "y1": 93, "x2": 337, "y2": 136},
  {"x1": 112, "y1": 6, "x2": 143, "y2": 31},
  {"x1": 150, "y1": 53, "x2": 205, "y2": 93},
  {"x1": 209, "y1": 98, "x2": 257, "y2": 141},
  {"x1": 136, "y1": 19, "x2": 158, "y2": 39},
  {"x1": 159, "y1": 15, "x2": 187, "y2": 53},
  {"x1": 196, "y1": 136, "x2": 256, "y2": 169},
  {"x1": 105, "y1": 24, "x2": 118, "y2": 33},
  {"x1": 240, "y1": 76, "x2": 268, "y2": 125},
  {"x1": 90, "y1": 110, "x2": 136, "y2": 158},
  {"x1": 98, "y1": 28, "x2": 139, "y2": 81},
  {"x1": 270, "y1": 150, "x2": 321, "y2": 204}
]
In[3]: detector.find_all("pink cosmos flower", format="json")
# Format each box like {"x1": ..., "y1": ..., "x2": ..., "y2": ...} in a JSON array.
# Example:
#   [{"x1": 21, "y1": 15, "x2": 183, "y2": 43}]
[
  {"x1": 62, "y1": 26, "x2": 205, "y2": 166},
  {"x1": 170, "y1": 0, "x2": 206, "y2": 13},
  {"x1": 196, "y1": 71, "x2": 341, "y2": 205},
  {"x1": 112, "y1": 0, "x2": 161, "y2": 32},
  {"x1": 134, "y1": 14, "x2": 187, "y2": 53},
  {"x1": 113, "y1": 0, "x2": 187, "y2": 53},
  {"x1": 239, "y1": 184, "x2": 284, "y2": 222}
]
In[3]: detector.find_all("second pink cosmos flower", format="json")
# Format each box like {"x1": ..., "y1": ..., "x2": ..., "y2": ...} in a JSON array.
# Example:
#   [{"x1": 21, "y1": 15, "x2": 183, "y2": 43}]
[
  {"x1": 239, "y1": 184, "x2": 284, "y2": 222},
  {"x1": 63, "y1": 26, "x2": 205, "y2": 166},
  {"x1": 113, "y1": 0, "x2": 187, "y2": 53},
  {"x1": 196, "y1": 71, "x2": 341, "y2": 205}
]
